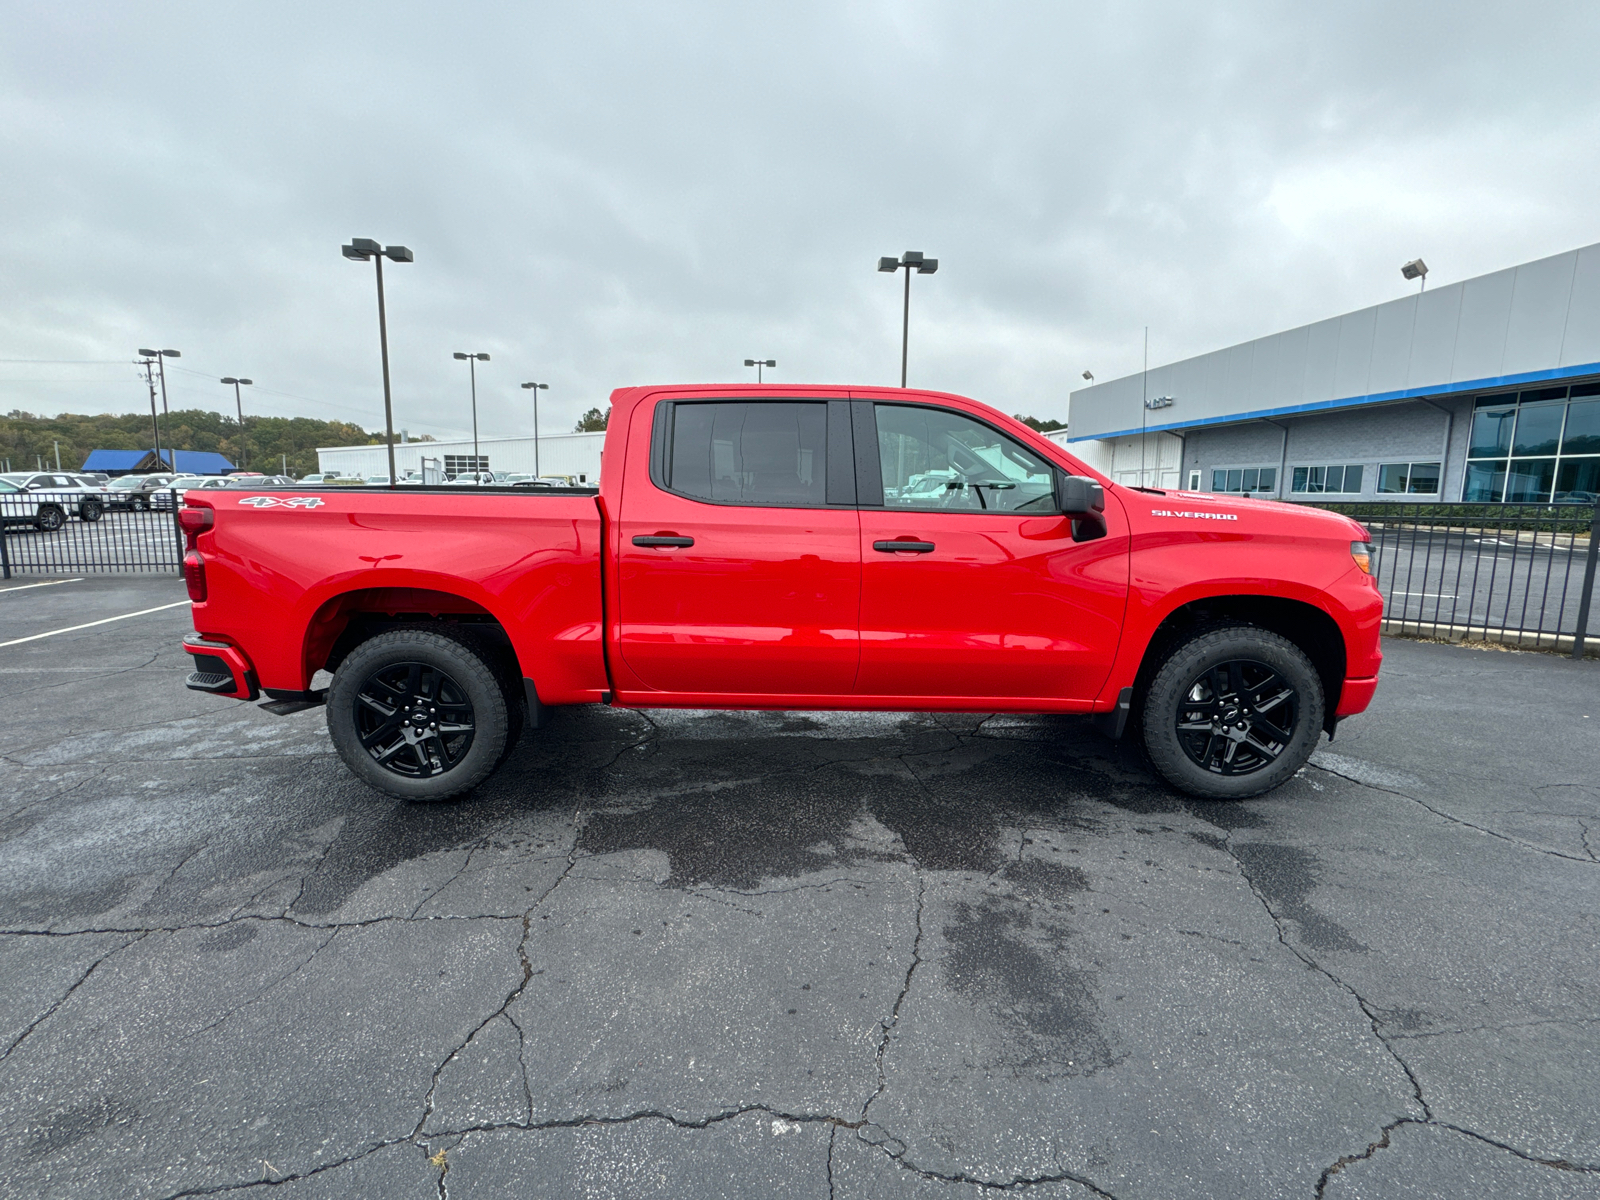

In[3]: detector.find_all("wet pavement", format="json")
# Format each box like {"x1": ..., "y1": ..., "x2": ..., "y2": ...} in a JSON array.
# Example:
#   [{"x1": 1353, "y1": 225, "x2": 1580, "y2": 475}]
[{"x1": 1, "y1": 576, "x2": 1597, "y2": 1199}]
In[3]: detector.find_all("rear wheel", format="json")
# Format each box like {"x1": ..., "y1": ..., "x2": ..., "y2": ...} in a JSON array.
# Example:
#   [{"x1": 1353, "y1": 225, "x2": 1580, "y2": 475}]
[
  {"x1": 79, "y1": 499, "x2": 102, "y2": 522},
  {"x1": 1142, "y1": 625, "x2": 1324, "y2": 800},
  {"x1": 327, "y1": 628, "x2": 510, "y2": 802}
]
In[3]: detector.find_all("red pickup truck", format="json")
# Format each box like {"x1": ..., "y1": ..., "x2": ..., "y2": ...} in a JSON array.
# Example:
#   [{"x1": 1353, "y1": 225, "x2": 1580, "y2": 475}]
[{"x1": 178, "y1": 384, "x2": 1382, "y2": 802}]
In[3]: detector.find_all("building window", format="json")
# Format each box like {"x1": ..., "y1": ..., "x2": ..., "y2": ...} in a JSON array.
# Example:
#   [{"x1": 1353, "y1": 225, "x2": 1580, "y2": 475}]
[
  {"x1": 1209, "y1": 466, "x2": 1277, "y2": 494},
  {"x1": 444, "y1": 455, "x2": 489, "y2": 477},
  {"x1": 1463, "y1": 382, "x2": 1600, "y2": 502},
  {"x1": 1291, "y1": 464, "x2": 1364, "y2": 495},
  {"x1": 1188, "y1": 470, "x2": 1201, "y2": 490},
  {"x1": 1378, "y1": 461, "x2": 1441, "y2": 495}
]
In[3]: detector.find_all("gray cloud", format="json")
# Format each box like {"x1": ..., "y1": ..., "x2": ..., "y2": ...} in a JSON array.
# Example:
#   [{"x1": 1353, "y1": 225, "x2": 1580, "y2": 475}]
[{"x1": 2, "y1": 1, "x2": 1597, "y2": 440}]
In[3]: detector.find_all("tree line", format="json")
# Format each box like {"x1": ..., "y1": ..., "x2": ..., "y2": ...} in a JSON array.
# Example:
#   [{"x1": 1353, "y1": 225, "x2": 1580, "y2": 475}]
[{"x1": 0, "y1": 409, "x2": 406, "y2": 478}]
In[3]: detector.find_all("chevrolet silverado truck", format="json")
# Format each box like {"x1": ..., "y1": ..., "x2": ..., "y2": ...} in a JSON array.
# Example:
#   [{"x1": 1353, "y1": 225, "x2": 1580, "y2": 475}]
[{"x1": 177, "y1": 384, "x2": 1382, "y2": 802}]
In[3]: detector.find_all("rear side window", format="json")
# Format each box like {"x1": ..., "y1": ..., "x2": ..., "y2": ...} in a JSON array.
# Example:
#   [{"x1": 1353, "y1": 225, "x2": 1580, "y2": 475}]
[{"x1": 665, "y1": 401, "x2": 828, "y2": 507}]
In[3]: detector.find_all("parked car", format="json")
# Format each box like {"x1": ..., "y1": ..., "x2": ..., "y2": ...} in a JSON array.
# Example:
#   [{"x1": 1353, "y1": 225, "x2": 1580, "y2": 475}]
[
  {"x1": 178, "y1": 382, "x2": 1384, "y2": 804},
  {"x1": 0, "y1": 472, "x2": 108, "y2": 521},
  {"x1": 0, "y1": 477, "x2": 72, "y2": 530},
  {"x1": 107, "y1": 473, "x2": 178, "y2": 510},
  {"x1": 299, "y1": 474, "x2": 329, "y2": 484}
]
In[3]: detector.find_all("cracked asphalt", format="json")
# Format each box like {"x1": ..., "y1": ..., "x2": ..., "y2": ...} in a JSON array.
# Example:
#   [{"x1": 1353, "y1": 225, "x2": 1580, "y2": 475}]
[{"x1": 1, "y1": 575, "x2": 1597, "y2": 1199}]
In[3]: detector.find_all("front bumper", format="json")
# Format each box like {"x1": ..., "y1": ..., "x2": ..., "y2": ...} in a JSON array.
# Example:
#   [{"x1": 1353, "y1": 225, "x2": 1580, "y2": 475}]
[
  {"x1": 182, "y1": 634, "x2": 259, "y2": 701},
  {"x1": 1335, "y1": 675, "x2": 1379, "y2": 717}
]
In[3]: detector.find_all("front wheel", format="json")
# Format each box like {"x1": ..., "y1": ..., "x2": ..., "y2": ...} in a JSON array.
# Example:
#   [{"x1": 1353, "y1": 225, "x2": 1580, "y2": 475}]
[
  {"x1": 327, "y1": 628, "x2": 510, "y2": 802},
  {"x1": 34, "y1": 504, "x2": 65, "y2": 532},
  {"x1": 1142, "y1": 625, "x2": 1324, "y2": 800}
]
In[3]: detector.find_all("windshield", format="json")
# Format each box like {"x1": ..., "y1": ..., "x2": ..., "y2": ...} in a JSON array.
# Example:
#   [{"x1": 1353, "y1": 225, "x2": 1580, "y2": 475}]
[
  {"x1": 110, "y1": 477, "x2": 143, "y2": 488},
  {"x1": 0, "y1": 474, "x2": 30, "y2": 485}
]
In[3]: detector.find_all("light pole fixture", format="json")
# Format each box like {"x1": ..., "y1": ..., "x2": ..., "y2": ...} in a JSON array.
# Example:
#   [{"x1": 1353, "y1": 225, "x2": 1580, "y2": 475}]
[
  {"x1": 220, "y1": 377, "x2": 254, "y2": 471},
  {"x1": 1401, "y1": 258, "x2": 1428, "y2": 293},
  {"x1": 342, "y1": 237, "x2": 414, "y2": 487},
  {"x1": 137, "y1": 348, "x2": 180, "y2": 468},
  {"x1": 521, "y1": 381, "x2": 548, "y2": 478},
  {"x1": 743, "y1": 358, "x2": 776, "y2": 383},
  {"x1": 877, "y1": 251, "x2": 938, "y2": 387},
  {"x1": 454, "y1": 352, "x2": 491, "y2": 478},
  {"x1": 1081, "y1": 370, "x2": 1094, "y2": 383}
]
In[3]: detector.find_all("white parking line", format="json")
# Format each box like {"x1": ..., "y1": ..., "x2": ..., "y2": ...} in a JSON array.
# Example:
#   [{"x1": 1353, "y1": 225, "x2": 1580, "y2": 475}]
[
  {"x1": 0, "y1": 600, "x2": 190, "y2": 647},
  {"x1": 1390, "y1": 591, "x2": 1458, "y2": 598},
  {"x1": 0, "y1": 578, "x2": 85, "y2": 594}
]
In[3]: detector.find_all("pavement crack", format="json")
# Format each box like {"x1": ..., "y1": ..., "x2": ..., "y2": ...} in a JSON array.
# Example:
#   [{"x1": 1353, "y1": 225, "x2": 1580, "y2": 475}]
[
  {"x1": 0, "y1": 931, "x2": 146, "y2": 1063},
  {"x1": 862, "y1": 871, "x2": 925, "y2": 1122},
  {"x1": 1310, "y1": 762, "x2": 1598, "y2": 865},
  {"x1": 156, "y1": 1137, "x2": 410, "y2": 1197},
  {"x1": 190, "y1": 928, "x2": 340, "y2": 1037}
]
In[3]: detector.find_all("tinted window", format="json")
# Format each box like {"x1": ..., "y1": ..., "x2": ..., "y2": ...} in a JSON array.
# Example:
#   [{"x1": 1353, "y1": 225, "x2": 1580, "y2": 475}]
[
  {"x1": 875, "y1": 404, "x2": 1055, "y2": 512},
  {"x1": 1512, "y1": 403, "x2": 1565, "y2": 457},
  {"x1": 1563, "y1": 398, "x2": 1600, "y2": 455},
  {"x1": 668, "y1": 401, "x2": 827, "y2": 507},
  {"x1": 1469, "y1": 405, "x2": 1515, "y2": 458}
]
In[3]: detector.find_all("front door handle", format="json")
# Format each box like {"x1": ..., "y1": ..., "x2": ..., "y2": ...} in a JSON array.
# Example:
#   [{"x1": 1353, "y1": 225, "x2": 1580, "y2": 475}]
[
  {"x1": 633, "y1": 534, "x2": 695, "y2": 548},
  {"x1": 873, "y1": 539, "x2": 935, "y2": 553}
]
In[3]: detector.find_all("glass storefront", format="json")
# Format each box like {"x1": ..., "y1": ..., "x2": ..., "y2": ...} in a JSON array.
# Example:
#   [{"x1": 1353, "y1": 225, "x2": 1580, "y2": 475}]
[{"x1": 1464, "y1": 382, "x2": 1600, "y2": 502}]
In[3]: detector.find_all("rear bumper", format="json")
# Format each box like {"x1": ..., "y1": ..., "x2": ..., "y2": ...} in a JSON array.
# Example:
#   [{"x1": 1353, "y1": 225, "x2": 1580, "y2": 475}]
[
  {"x1": 1335, "y1": 675, "x2": 1378, "y2": 717},
  {"x1": 182, "y1": 634, "x2": 259, "y2": 701}
]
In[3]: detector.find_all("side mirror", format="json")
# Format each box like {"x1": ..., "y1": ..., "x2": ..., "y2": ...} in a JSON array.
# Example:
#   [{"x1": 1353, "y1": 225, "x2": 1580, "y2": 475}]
[{"x1": 1057, "y1": 473, "x2": 1105, "y2": 515}]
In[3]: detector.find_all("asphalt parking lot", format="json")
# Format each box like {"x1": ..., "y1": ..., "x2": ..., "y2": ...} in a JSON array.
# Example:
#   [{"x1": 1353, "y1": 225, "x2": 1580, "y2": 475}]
[{"x1": 0, "y1": 576, "x2": 1597, "y2": 1199}]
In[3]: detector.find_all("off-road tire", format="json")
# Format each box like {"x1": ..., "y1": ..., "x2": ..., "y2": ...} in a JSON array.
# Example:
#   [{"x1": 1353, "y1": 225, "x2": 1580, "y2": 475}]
[
  {"x1": 34, "y1": 504, "x2": 65, "y2": 532},
  {"x1": 328, "y1": 628, "x2": 509, "y2": 802},
  {"x1": 1142, "y1": 624, "x2": 1324, "y2": 800},
  {"x1": 79, "y1": 499, "x2": 102, "y2": 522}
]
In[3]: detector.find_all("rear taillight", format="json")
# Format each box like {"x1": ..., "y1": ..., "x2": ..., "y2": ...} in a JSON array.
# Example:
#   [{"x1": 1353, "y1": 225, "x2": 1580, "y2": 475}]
[
  {"x1": 179, "y1": 504, "x2": 213, "y2": 551},
  {"x1": 1351, "y1": 540, "x2": 1376, "y2": 576},
  {"x1": 183, "y1": 550, "x2": 207, "y2": 602}
]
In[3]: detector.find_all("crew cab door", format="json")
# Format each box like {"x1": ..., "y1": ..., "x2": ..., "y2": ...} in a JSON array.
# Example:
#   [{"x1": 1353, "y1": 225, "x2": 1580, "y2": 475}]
[
  {"x1": 615, "y1": 398, "x2": 861, "y2": 696},
  {"x1": 854, "y1": 400, "x2": 1128, "y2": 702}
]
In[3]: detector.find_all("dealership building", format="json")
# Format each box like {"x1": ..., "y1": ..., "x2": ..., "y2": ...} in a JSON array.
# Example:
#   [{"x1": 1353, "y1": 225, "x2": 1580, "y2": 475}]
[{"x1": 1064, "y1": 241, "x2": 1600, "y2": 504}]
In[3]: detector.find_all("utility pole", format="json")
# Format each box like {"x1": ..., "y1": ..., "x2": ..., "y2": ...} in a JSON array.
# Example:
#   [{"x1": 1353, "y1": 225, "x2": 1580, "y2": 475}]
[
  {"x1": 137, "y1": 349, "x2": 180, "y2": 468},
  {"x1": 137, "y1": 355, "x2": 166, "y2": 473}
]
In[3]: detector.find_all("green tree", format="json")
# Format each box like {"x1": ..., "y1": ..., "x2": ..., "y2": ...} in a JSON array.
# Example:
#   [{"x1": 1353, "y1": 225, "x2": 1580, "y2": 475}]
[
  {"x1": 574, "y1": 407, "x2": 609, "y2": 432},
  {"x1": 1014, "y1": 415, "x2": 1066, "y2": 433}
]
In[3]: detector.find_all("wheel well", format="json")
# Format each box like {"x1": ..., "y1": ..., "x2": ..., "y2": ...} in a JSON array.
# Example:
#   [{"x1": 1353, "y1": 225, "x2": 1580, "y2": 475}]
[
  {"x1": 305, "y1": 587, "x2": 521, "y2": 683},
  {"x1": 1133, "y1": 596, "x2": 1347, "y2": 735}
]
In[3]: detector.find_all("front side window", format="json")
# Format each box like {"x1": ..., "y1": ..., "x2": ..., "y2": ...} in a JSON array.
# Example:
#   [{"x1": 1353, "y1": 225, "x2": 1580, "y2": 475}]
[
  {"x1": 875, "y1": 404, "x2": 1055, "y2": 512},
  {"x1": 667, "y1": 401, "x2": 827, "y2": 507}
]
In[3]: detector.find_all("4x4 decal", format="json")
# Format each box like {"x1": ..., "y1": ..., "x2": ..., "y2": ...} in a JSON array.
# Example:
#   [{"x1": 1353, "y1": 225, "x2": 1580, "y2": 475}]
[{"x1": 237, "y1": 496, "x2": 325, "y2": 509}]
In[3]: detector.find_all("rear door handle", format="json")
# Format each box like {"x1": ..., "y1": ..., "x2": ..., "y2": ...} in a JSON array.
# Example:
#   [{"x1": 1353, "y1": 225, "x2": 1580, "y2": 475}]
[
  {"x1": 873, "y1": 540, "x2": 935, "y2": 553},
  {"x1": 632, "y1": 535, "x2": 695, "y2": 548}
]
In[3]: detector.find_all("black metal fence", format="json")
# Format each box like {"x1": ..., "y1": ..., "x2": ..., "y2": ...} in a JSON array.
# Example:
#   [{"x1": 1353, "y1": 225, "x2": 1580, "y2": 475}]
[
  {"x1": 0, "y1": 489, "x2": 183, "y2": 578},
  {"x1": 1308, "y1": 500, "x2": 1600, "y2": 659},
  {"x1": 5, "y1": 486, "x2": 1597, "y2": 659}
]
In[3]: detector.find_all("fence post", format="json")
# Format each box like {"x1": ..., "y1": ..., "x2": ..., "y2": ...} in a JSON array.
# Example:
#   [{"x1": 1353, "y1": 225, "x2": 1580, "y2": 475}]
[
  {"x1": 1572, "y1": 499, "x2": 1600, "y2": 661},
  {"x1": 170, "y1": 488, "x2": 185, "y2": 577},
  {"x1": 0, "y1": 512, "x2": 10, "y2": 581}
]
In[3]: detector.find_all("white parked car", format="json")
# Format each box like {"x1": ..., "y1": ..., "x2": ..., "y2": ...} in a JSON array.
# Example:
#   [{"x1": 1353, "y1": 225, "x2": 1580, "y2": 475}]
[{"x1": 0, "y1": 472, "x2": 109, "y2": 521}]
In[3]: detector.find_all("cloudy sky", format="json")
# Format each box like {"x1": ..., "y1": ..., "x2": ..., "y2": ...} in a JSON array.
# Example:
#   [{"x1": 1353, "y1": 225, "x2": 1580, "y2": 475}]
[{"x1": 2, "y1": 1, "x2": 1597, "y2": 442}]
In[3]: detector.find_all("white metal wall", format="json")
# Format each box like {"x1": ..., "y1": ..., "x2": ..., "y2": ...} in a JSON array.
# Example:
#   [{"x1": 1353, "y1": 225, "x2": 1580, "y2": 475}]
[
  {"x1": 1069, "y1": 241, "x2": 1600, "y2": 442},
  {"x1": 316, "y1": 432, "x2": 606, "y2": 481}
]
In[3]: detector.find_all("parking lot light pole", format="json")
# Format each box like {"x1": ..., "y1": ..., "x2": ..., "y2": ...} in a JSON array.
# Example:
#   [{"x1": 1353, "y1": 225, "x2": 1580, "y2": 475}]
[
  {"x1": 521, "y1": 382, "x2": 548, "y2": 477},
  {"x1": 743, "y1": 358, "x2": 775, "y2": 383},
  {"x1": 138, "y1": 348, "x2": 180, "y2": 467},
  {"x1": 342, "y1": 238, "x2": 413, "y2": 488},
  {"x1": 453, "y1": 353, "x2": 491, "y2": 478},
  {"x1": 877, "y1": 253, "x2": 938, "y2": 388},
  {"x1": 220, "y1": 377, "x2": 253, "y2": 471}
]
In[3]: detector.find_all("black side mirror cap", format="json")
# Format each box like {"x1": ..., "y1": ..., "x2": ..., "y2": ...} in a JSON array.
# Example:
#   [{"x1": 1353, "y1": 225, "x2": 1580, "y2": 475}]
[{"x1": 1058, "y1": 473, "x2": 1105, "y2": 515}]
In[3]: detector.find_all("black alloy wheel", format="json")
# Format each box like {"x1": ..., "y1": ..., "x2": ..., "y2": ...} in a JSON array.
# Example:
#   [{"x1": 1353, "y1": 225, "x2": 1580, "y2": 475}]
[
  {"x1": 353, "y1": 661, "x2": 476, "y2": 778},
  {"x1": 1174, "y1": 659, "x2": 1297, "y2": 776},
  {"x1": 79, "y1": 499, "x2": 102, "y2": 522},
  {"x1": 1141, "y1": 625, "x2": 1324, "y2": 800},
  {"x1": 326, "y1": 627, "x2": 514, "y2": 802},
  {"x1": 34, "y1": 504, "x2": 65, "y2": 532}
]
